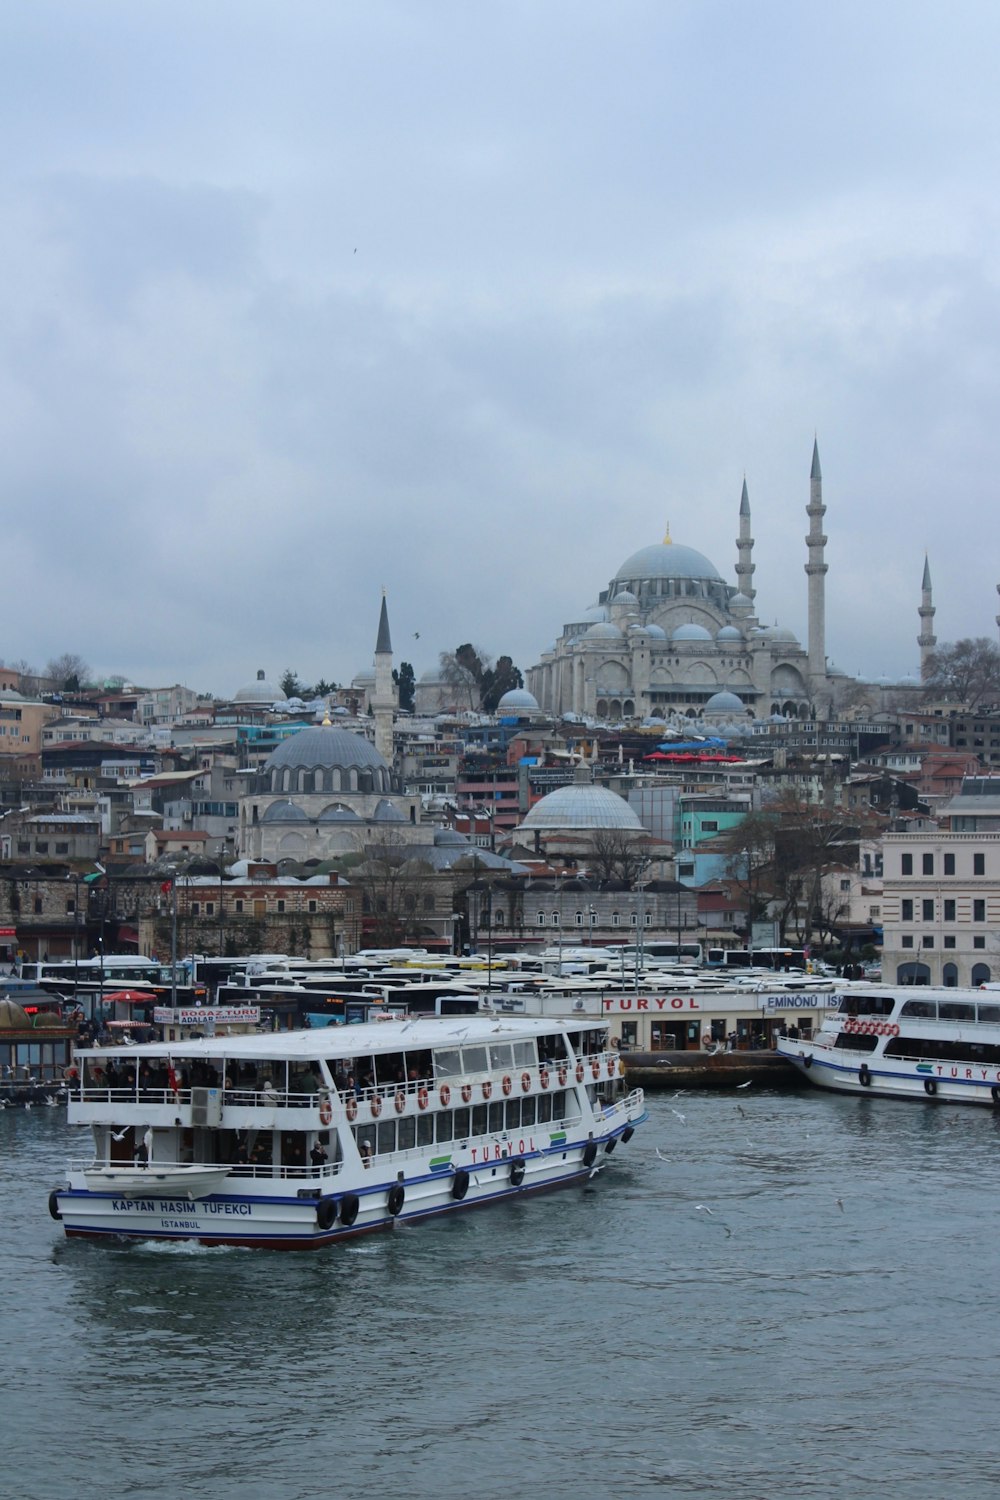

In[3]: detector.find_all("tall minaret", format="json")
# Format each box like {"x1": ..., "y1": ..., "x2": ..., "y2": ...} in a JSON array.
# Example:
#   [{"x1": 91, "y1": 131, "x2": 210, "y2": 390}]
[
  {"x1": 918, "y1": 555, "x2": 937, "y2": 680},
  {"x1": 735, "y1": 477, "x2": 756, "y2": 604},
  {"x1": 805, "y1": 437, "x2": 828, "y2": 686},
  {"x1": 372, "y1": 592, "x2": 396, "y2": 766}
]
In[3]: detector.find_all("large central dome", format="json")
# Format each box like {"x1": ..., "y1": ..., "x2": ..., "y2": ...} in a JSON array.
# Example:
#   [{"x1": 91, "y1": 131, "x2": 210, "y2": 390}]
[{"x1": 614, "y1": 540, "x2": 722, "y2": 585}]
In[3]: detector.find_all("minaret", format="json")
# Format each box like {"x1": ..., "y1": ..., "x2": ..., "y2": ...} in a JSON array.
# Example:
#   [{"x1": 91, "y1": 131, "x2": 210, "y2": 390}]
[
  {"x1": 372, "y1": 592, "x2": 396, "y2": 766},
  {"x1": 918, "y1": 555, "x2": 937, "y2": 680},
  {"x1": 805, "y1": 438, "x2": 828, "y2": 685},
  {"x1": 735, "y1": 477, "x2": 756, "y2": 604}
]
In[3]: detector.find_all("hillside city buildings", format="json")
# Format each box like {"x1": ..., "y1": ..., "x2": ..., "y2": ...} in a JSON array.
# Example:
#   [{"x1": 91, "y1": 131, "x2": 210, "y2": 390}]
[{"x1": 2, "y1": 443, "x2": 999, "y2": 986}]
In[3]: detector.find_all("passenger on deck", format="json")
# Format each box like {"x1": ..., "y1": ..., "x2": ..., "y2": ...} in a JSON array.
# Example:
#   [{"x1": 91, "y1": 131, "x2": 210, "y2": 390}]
[
  {"x1": 360, "y1": 1141, "x2": 374, "y2": 1168},
  {"x1": 260, "y1": 1078, "x2": 281, "y2": 1104},
  {"x1": 310, "y1": 1140, "x2": 329, "y2": 1169}
]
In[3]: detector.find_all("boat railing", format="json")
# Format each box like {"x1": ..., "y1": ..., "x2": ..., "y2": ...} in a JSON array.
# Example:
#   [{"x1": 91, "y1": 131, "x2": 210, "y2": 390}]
[{"x1": 69, "y1": 1156, "x2": 346, "y2": 1183}]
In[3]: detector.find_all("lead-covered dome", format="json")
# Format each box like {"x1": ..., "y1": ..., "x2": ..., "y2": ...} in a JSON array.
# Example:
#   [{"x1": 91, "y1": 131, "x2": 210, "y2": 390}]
[
  {"x1": 234, "y1": 668, "x2": 286, "y2": 704},
  {"x1": 614, "y1": 540, "x2": 722, "y2": 585},
  {"x1": 497, "y1": 688, "x2": 540, "y2": 713},
  {"x1": 260, "y1": 724, "x2": 392, "y2": 795},
  {"x1": 519, "y1": 784, "x2": 643, "y2": 832}
]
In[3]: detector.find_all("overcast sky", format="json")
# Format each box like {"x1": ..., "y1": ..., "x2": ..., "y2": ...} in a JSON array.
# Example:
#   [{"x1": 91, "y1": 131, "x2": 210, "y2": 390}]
[{"x1": 2, "y1": 1, "x2": 998, "y2": 698}]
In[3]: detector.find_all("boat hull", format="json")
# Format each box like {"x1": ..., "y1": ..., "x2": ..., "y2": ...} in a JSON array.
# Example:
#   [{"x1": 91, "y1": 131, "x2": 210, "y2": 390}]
[
  {"x1": 53, "y1": 1124, "x2": 643, "y2": 1249},
  {"x1": 777, "y1": 1041, "x2": 1000, "y2": 1107}
]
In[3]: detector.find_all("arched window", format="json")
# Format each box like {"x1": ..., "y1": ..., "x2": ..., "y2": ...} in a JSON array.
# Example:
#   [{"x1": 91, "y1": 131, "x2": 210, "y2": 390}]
[
  {"x1": 972, "y1": 963, "x2": 992, "y2": 986},
  {"x1": 551, "y1": 911, "x2": 559, "y2": 926},
  {"x1": 942, "y1": 963, "x2": 959, "y2": 988},
  {"x1": 630, "y1": 913, "x2": 638, "y2": 926},
  {"x1": 494, "y1": 909, "x2": 505, "y2": 926},
  {"x1": 537, "y1": 912, "x2": 546, "y2": 925},
  {"x1": 575, "y1": 911, "x2": 583, "y2": 926},
  {"x1": 611, "y1": 912, "x2": 620, "y2": 927},
  {"x1": 896, "y1": 961, "x2": 931, "y2": 986}
]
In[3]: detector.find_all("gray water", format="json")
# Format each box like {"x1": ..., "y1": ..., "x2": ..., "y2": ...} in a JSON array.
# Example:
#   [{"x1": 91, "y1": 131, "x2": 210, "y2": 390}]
[{"x1": 3, "y1": 1090, "x2": 999, "y2": 1500}]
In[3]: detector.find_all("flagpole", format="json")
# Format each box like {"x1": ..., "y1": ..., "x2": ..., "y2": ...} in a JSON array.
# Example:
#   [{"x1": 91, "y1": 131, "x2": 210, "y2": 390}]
[{"x1": 170, "y1": 877, "x2": 178, "y2": 1008}]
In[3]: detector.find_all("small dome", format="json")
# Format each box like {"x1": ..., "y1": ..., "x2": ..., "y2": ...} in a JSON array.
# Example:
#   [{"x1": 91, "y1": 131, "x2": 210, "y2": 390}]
[
  {"x1": 261, "y1": 799, "x2": 308, "y2": 823},
  {"x1": 434, "y1": 828, "x2": 471, "y2": 847},
  {"x1": 704, "y1": 690, "x2": 746, "y2": 713},
  {"x1": 0, "y1": 997, "x2": 30, "y2": 1029},
  {"x1": 520, "y1": 784, "x2": 643, "y2": 832},
  {"x1": 585, "y1": 622, "x2": 624, "y2": 640},
  {"x1": 497, "y1": 688, "x2": 540, "y2": 712},
  {"x1": 611, "y1": 588, "x2": 639, "y2": 605},
  {"x1": 234, "y1": 668, "x2": 286, "y2": 704},
  {"x1": 730, "y1": 592, "x2": 754, "y2": 609},
  {"x1": 770, "y1": 627, "x2": 798, "y2": 643},
  {"x1": 673, "y1": 623, "x2": 713, "y2": 642},
  {"x1": 373, "y1": 799, "x2": 406, "y2": 822},
  {"x1": 716, "y1": 625, "x2": 743, "y2": 641},
  {"x1": 353, "y1": 669, "x2": 375, "y2": 686},
  {"x1": 318, "y1": 804, "x2": 362, "y2": 823},
  {"x1": 579, "y1": 603, "x2": 609, "y2": 624},
  {"x1": 644, "y1": 623, "x2": 668, "y2": 640},
  {"x1": 419, "y1": 667, "x2": 444, "y2": 683}
]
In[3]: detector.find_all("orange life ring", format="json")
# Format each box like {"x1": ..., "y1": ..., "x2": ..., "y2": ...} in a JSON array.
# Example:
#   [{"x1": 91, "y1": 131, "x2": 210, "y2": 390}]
[
  {"x1": 521, "y1": 1071, "x2": 531, "y2": 1093},
  {"x1": 417, "y1": 1086, "x2": 429, "y2": 1110},
  {"x1": 439, "y1": 1084, "x2": 451, "y2": 1107},
  {"x1": 575, "y1": 1061, "x2": 585, "y2": 1083},
  {"x1": 482, "y1": 1080, "x2": 493, "y2": 1101},
  {"x1": 461, "y1": 1083, "x2": 472, "y2": 1104},
  {"x1": 607, "y1": 1058, "x2": 616, "y2": 1078},
  {"x1": 591, "y1": 1059, "x2": 600, "y2": 1079},
  {"x1": 319, "y1": 1094, "x2": 333, "y2": 1125},
  {"x1": 540, "y1": 1068, "x2": 550, "y2": 1090},
  {"x1": 346, "y1": 1096, "x2": 358, "y2": 1121},
  {"x1": 394, "y1": 1091, "x2": 406, "y2": 1114},
  {"x1": 558, "y1": 1065, "x2": 568, "y2": 1086},
  {"x1": 370, "y1": 1095, "x2": 382, "y2": 1118},
  {"x1": 502, "y1": 1074, "x2": 512, "y2": 1096}
]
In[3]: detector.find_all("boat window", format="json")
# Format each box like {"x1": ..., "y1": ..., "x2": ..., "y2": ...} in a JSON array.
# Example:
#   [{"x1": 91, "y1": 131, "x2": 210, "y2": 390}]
[
  {"x1": 376, "y1": 1119, "x2": 396, "y2": 1154},
  {"x1": 436, "y1": 1111, "x2": 454, "y2": 1143},
  {"x1": 453, "y1": 1107, "x2": 471, "y2": 1139},
  {"x1": 900, "y1": 999, "x2": 937, "y2": 1018},
  {"x1": 488, "y1": 1101, "x2": 504, "y2": 1132},
  {"x1": 471, "y1": 1103, "x2": 488, "y2": 1134},
  {"x1": 433, "y1": 1048, "x2": 463, "y2": 1079},
  {"x1": 489, "y1": 1042, "x2": 514, "y2": 1071},
  {"x1": 977, "y1": 1005, "x2": 1000, "y2": 1024},
  {"x1": 938, "y1": 1002, "x2": 976, "y2": 1021},
  {"x1": 834, "y1": 1032, "x2": 878, "y2": 1052},
  {"x1": 461, "y1": 1045, "x2": 489, "y2": 1075},
  {"x1": 512, "y1": 1040, "x2": 535, "y2": 1068},
  {"x1": 851, "y1": 994, "x2": 896, "y2": 1017},
  {"x1": 505, "y1": 1099, "x2": 520, "y2": 1130},
  {"x1": 416, "y1": 1114, "x2": 433, "y2": 1147},
  {"x1": 537, "y1": 1093, "x2": 552, "y2": 1123},
  {"x1": 397, "y1": 1116, "x2": 416, "y2": 1151},
  {"x1": 885, "y1": 1036, "x2": 1000, "y2": 1064},
  {"x1": 552, "y1": 1090, "x2": 567, "y2": 1120}
]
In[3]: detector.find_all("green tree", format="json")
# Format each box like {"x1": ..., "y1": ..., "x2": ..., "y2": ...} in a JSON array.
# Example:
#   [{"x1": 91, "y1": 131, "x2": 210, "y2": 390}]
[
  {"x1": 394, "y1": 662, "x2": 416, "y2": 712},
  {"x1": 482, "y1": 655, "x2": 523, "y2": 712},
  {"x1": 280, "y1": 668, "x2": 303, "y2": 698}
]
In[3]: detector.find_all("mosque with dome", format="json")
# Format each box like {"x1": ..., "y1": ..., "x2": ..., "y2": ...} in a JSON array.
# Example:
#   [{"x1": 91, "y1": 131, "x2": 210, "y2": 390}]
[{"x1": 526, "y1": 441, "x2": 848, "y2": 721}]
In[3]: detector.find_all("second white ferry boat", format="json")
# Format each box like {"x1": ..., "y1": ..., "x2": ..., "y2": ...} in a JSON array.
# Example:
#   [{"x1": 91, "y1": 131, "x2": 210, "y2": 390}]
[
  {"x1": 776, "y1": 984, "x2": 1000, "y2": 1105},
  {"x1": 49, "y1": 1014, "x2": 646, "y2": 1248}
]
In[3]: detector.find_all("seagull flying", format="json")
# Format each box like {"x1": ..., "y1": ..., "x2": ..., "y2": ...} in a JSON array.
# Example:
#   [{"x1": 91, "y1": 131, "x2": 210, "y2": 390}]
[
  {"x1": 654, "y1": 1147, "x2": 671, "y2": 1162},
  {"x1": 736, "y1": 1080, "x2": 752, "y2": 1090},
  {"x1": 695, "y1": 1203, "x2": 714, "y2": 1215},
  {"x1": 111, "y1": 1128, "x2": 129, "y2": 1141},
  {"x1": 670, "y1": 1108, "x2": 686, "y2": 1124}
]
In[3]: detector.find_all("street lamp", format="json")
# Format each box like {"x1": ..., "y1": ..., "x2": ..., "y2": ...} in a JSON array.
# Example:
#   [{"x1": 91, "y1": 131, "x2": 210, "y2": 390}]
[{"x1": 588, "y1": 904, "x2": 596, "y2": 947}]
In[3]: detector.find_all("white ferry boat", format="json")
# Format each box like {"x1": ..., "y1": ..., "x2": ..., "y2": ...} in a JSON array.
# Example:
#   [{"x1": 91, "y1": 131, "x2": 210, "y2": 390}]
[
  {"x1": 776, "y1": 984, "x2": 1000, "y2": 1105},
  {"x1": 49, "y1": 1015, "x2": 646, "y2": 1248}
]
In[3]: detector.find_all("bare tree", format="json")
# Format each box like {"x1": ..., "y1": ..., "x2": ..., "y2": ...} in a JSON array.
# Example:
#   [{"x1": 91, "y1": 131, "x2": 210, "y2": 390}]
[
  {"x1": 351, "y1": 833, "x2": 440, "y2": 947},
  {"x1": 924, "y1": 638, "x2": 1000, "y2": 711},
  {"x1": 586, "y1": 827, "x2": 648, "y2": 886},
  {"x1": 45, "y1": 653, "x2": 91, "y2": 692}
]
